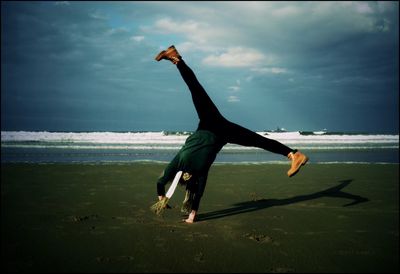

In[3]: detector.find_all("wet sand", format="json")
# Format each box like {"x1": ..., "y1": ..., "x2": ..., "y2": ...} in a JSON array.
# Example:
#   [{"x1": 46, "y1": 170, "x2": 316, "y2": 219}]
[{"x1": 1, "y1": 163, "x2": 398, "y2": 273}]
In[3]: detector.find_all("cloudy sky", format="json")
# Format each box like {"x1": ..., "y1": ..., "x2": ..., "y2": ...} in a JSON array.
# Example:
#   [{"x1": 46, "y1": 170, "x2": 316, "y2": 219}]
[{"x1": 1, "y1": 1, "x2": 399, "y2": 133}]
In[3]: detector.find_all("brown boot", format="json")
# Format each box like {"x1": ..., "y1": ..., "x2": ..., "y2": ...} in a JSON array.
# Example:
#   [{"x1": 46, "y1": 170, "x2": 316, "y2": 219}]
[
  {"x1": 155, "y1": 45, "x2": 181, "y2": 64},
  {"x1": 287, "y1": 151, "x2": 308, "y2": 177}
]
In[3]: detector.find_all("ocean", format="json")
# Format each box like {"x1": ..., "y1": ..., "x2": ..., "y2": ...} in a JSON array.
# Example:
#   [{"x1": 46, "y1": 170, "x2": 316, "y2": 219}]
[{"x1": 1, "y1": 131, "x2": 399, "y2": 164}]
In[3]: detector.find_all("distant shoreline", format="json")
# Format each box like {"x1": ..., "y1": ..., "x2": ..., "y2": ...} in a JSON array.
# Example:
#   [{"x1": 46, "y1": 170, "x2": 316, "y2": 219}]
[
  {"x1": 1, "y1": 161, "x2": 399, "y2": 166},
  {"x1": 2, "y1": 129, "x2": 399, "y2": 135}
]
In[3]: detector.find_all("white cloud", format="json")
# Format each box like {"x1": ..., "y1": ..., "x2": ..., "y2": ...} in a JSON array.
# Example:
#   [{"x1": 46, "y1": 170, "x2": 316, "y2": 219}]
[
  {"x1": 144, "y1": 17, "x2": 230, "y2": 53},
  {"x1": 175, "y1": 41, "x2": 219, "y2": 55},
  {"x1": 227, "y1": 95, "x2": 240, "y2": 103},
  {"x1": 228, "y1": 79, "x2": 241, "y2": 92},
  {"x1": 202, "y1": 47, "x2": 266, "y2": 68},
  {"x1": 141, "y1": 1, "x2": 397, "y2": 75},
  {"x1": 144, "y1": 2, "x2": 397, "y2": 54},
  {"x1": 89, "y1": 12, "x2": 108, "y2": 20},
  {"x1": 152, "y1": 17, "x2": 216, "y2": 44},
  {"x1": 154, "y1": 18, "x2": 198, "y2": 33},
  {"x1": 228, "y1": 86, "x2": 240, "y2": 92},
  {"x1": 251, "y1": 67, "x2": 287, "y2": 74},
  {"x1": 106, "y1": 27, "x2": 128, "y2": 36},
  {"x1": 353, "y1": 2, "x2": 374, "y2": 14},
  {"x1": 130, "y1": 36, "x2": 145, "y2": 42}
]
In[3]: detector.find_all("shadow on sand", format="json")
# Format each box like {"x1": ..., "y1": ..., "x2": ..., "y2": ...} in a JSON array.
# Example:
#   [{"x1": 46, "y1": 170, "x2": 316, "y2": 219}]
[{"x1": 197, "y1": 180, "x2": 369, "y2": 221}]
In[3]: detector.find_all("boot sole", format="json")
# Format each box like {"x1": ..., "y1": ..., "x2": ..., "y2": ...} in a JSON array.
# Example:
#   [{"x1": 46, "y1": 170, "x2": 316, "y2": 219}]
[
  {"x1": 155, "y1": 46, "x2": 177, "y2": 61},
  {"x1": 288, "y1": 156, "x2": 309, "y2": 177},
  {"x1": 155, "y1": 50, "x2": 166, "y2": 61}
]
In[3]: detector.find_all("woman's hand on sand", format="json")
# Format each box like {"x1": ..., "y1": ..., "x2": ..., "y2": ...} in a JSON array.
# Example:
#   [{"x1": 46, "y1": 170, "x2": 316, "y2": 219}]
[{"x1": 158, "y1": 195, "x2": 172, "y2": 209}]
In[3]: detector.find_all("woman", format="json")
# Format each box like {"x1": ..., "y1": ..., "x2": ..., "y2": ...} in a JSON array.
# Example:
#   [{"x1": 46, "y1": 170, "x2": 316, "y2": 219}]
[{"x1": 152, "y1": 45, "x2": 308, "y2": 223}]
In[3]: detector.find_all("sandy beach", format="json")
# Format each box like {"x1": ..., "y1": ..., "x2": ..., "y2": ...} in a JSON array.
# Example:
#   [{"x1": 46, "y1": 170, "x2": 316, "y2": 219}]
[{"x1": 1, "y1": 163, "x2": 398, "y2": 273}]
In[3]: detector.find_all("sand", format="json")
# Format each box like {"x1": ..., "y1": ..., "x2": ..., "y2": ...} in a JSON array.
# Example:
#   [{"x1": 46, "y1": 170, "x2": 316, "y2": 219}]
[{"x1": 1, "y1": 163, "x2": 398, "y2": 273}]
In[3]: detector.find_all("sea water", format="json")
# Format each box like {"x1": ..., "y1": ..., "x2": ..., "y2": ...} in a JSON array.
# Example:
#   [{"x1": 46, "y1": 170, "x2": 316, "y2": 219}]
[{"x1": 1, "y1": 131, "x2": 399, "y2": 164}]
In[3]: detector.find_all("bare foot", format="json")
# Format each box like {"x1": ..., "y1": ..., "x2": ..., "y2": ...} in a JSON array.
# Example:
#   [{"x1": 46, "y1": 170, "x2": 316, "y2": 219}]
[
  {"x1": 182, "y1": 210, "x2": 196, "y2": 223},
  {"x1": 184, "y1": 218, "x2": 193, "y2": 224}
]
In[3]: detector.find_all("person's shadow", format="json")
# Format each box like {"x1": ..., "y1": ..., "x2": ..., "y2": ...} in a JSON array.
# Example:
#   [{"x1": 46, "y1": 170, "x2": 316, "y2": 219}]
[{"x1": 197, "y1": 180, "x2": 369, "y2": 221}]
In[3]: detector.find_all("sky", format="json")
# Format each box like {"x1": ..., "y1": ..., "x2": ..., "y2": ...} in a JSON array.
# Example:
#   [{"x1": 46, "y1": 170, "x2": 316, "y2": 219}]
[{"x1": 1, "y1": 1, "x2": 399, "y2": 133}]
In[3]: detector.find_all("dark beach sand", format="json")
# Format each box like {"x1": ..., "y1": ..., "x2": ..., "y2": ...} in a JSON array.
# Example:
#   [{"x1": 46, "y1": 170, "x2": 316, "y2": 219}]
[{"x1": 1, "y1": 163, "x2": 398, "y2": 273}]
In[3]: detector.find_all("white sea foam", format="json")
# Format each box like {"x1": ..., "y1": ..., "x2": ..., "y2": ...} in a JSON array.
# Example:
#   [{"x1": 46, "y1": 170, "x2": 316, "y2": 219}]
[
  {"x1": 1, "y1": 131, "x2": 188, "y2": 144},
  {"x1": 1, "y1": 131, "x2": 399, "y2": 149},
  {"x1": 2, "y1": 131, "x2": 398, "y2": 164},
  {"x1": 258, "y1": 131, "x2": 399, "y2": 144},
  {"x1": 1, "y1": 143, "x2": 398, "y2": 150}
]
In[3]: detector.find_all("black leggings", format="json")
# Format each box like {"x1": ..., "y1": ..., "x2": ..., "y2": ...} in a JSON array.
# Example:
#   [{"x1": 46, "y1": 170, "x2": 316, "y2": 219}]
[{"x1": 177, "y1": 60, "x2": 293, "y2": 157}]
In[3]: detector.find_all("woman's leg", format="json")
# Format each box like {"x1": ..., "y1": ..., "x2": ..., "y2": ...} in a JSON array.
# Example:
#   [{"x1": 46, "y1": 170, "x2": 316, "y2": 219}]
[
  {"x1": 222, "y1": 120, "x2": 294, "y2": 156},
  {"x1": 220, "y1": 120, "x2": 308, "y2": 177},
  {"x1": 156, "y1": 46, "x2": 223, "y2": 130},
  {"x1": 176, "y1": 60, "x2": 224, "y2": 131}
]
